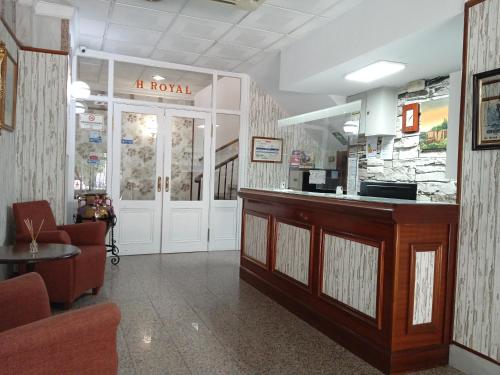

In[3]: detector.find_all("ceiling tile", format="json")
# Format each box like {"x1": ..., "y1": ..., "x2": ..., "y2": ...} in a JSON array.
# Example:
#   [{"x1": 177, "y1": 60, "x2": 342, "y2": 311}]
[
  {"x1": 151, "y1": 48, "x2": 200, "y2": 65},
  {"x1": 266, "y1": 0, "x2": 339, "y2": 15},
  {"x1": 106, "y1": 24, "x2": 162, "y2": 45},
  {"x1": 220, "y1": 25, "x2": 282, "y2": 49},
  {"x1": 247, "y1": 49, "x2": 279, "y2": 65},
  {"x1": 266, "y1": 36, "x2": 296, "y2": 51},
  {"x1": 322, "y1": 0, "x2": 364, "y2": 19},
  {"x1": 289, "y1": 16, "x2": 330, "y2": 39},
  {"x1": 195, "y1": 56, "x2": 241, "y2": 71},
  {"x1": 79, "y1": 34, "x2": 104, "y2": 50},
  {"x1": 182, "y1": 0, "x2": 248, "y2": 23},
  {"x1": 110, "y1": 3, "x2": 175, "y2": 31},
  {"x1": 78, "y1": 17, "x2": 106, "y2": 38},
  {"x1": 205, "y1": 42, "x2": 259, "y2": 60},
  {"x1": 169, "y1": 15, "x2": 233, "y2": 40},
  {"x1": 115, "y1": 0, "x2": 188, "y2": 13},
  {"x1": 239, "y1": 4, "x2": 313, "y2": 34},
  {"x1": 158, "y1": 33, "x2": 214, "y2": 55},
  {"x1": 103, "y1": 39, "x2": 154, "y2": 57},
  {"x1": 73, "y1": 0, "x2": 110, "y2": 21}
]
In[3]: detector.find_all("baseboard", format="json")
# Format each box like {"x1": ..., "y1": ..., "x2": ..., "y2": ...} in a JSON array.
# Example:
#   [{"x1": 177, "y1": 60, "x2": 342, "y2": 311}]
[{"x1": 449, "y1": 344, "x2": 500, "y2": 375}]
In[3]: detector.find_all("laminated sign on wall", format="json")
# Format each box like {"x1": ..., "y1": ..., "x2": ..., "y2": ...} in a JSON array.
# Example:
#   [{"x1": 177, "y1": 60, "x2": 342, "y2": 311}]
[{"x1": 80, "y1": 113, "x2": 104, "y2": 131}]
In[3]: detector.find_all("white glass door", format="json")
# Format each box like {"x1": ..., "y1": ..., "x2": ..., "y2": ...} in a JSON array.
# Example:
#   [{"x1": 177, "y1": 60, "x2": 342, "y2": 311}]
[
  {"x1": 112, "y1": 104, "x2": 166, "y2": 254},
  {"x1": 161, "y1": 110, "x2": 212, "y2": 253}
]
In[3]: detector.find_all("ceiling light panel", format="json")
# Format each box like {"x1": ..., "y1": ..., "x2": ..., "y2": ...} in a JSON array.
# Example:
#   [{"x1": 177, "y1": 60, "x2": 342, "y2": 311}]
[
  {"x1": 157, "y1": 34, "x2": 215, "y2": 55},
  {"x1": 266, "y1": 0, "x2": 339, "y2": 15},
  {"x1": 239, "y1": 4, "x2": 313, "y2": 34},
  {"x1": 169, "y1": 15, "x2": 233, "y2": 40},
  {"x1": 78, "y1": 18, "x2": 107, "y2": 38},
  {"x1": 182, "y1": 0, "x2": 248, "y2": 23},
  {"x1": 116, "y1": 0, "x2": 188, "y2": 13},
  {"x1": 72, "y1": 0, "x2": 111, "y2": 21},
  {"x1": 220, "y1": 26, "x2": 282, "y2": 49},
  {"x1": 345, "y1": 61, "x2": 406, "y2": 83},
  {"x1": 150, "y1": 49, "x2": 201, "y2": 65},
  {"x1": 107, "y1": 24, "x2": 163, "y2": 45},
  {"x1": 110, "y1": 4, "x2": 175, "y2": 32},
  {"x1": 205, "y1": 42, "x2": 259, "y2": 60}
]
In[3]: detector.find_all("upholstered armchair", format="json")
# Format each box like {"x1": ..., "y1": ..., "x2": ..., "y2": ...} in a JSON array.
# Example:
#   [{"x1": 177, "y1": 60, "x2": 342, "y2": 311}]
[
  {"x1": 0, "y1": 273, "x2": 120, "y2": 375},
  {"x1": 13, "y1": 200, "x2": 107, "y2": 308}
]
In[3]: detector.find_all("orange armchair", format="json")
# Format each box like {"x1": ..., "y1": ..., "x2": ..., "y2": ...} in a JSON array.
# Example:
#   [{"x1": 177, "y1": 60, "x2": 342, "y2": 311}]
[
  {"x1": 13, "y1": 200, "x2": 107, "y2": 308},
  {"x1": 0, "y1": 273, "x2": 120, "y2": 375}
]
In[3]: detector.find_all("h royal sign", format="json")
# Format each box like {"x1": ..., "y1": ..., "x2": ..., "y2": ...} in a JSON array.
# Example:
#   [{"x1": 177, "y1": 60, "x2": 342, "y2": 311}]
[{"x1": 135, "y1": 80, "x2": 192, "y2": 95}]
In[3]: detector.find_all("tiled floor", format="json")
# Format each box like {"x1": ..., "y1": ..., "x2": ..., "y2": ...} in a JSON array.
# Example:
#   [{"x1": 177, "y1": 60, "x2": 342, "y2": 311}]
[{"x1": 71, "y1": 251, "x2": 461, "y2": 375}]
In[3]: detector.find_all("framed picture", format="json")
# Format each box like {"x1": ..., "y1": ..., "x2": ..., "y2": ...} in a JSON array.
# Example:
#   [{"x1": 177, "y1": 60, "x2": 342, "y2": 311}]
[
  {"x1": 0, "y1": 41, "x2": 18, "y2": 132},
  {"x1": 251, "y1": 136, "x2": 283, "y2": 163},
  {"x1": 472, "y1": 67, "x2": 500, "y2": 150},
  {"x1": 419, "y1": 97, "x2": 449, "y2": 152},
  {"x1": 402, "y1": 103, "x2": 420, "y2": 133}
]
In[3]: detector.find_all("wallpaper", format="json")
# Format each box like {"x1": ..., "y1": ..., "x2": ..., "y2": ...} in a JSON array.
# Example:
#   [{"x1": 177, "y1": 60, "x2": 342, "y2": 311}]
[
  {"x1": 15, "y1": 51, "x2": 67, "y2": 223},
  {"x1": 275, "y1": 222, "x2": 311, "y2": 285},
  {"x1": 245, "y1": 81, "x2": 322, "y2": 189},
  {"x1": 322, "y1": 234, "x2": 378, "y2": 318},
  {"x1": 243, "y1": 213, "x2": 268, "y2": 265},
  {"x1": 454, "y1": 0, "x2": 500, "y2": 362},
  {"x1": 413, "y1": 251, "x2": 435, "y2": 325}
]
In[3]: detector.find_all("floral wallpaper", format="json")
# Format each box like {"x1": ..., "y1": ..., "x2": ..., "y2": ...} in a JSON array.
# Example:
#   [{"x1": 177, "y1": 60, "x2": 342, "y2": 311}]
[{"x1": 120, "y1": 112, "x2": 157, "y2": 200}]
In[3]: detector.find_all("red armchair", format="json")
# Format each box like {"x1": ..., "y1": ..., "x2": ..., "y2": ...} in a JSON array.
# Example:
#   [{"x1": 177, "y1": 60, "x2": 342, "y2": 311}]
[
  {"x1": 13, "y1": 200, "x2": 107, "y2": 308},
  {"x1": 0, "y1": 273, "x2": 120, "y2": 375}
]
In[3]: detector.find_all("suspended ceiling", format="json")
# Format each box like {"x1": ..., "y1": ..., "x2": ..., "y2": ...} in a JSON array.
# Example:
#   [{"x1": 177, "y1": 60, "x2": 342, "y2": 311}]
[{"x1": 69, "y1": 0, "x2": 364, "y2": 71}]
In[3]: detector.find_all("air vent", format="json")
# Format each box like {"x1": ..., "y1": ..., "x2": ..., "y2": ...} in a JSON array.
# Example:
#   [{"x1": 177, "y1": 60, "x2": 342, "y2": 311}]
[{"x1": 210, "y1": 0, "x2": 266, "y2": 11}]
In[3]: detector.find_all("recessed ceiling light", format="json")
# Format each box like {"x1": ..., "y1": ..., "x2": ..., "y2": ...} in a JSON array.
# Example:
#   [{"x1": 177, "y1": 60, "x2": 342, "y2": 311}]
[
  {"x1": 345, "y1": 61, "x2": 406, "y2": 83},
  {"x1": 152, "y1": 75, "x2": 165, "y2": 81}
]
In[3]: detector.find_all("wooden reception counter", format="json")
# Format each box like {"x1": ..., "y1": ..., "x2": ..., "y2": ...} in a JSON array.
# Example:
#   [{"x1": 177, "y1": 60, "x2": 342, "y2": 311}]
[{"x1": 238, "y1": 188, "x2": 459, "y2": 374}]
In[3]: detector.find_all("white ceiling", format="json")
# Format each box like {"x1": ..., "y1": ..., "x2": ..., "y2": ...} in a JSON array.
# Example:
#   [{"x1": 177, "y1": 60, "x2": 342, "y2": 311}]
[{"x1": 69, "y1": 0, "x2": 364, "y2": 72}]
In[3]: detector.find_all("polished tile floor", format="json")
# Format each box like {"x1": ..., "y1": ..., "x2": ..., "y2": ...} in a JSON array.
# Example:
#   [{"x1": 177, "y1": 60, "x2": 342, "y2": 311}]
[{"x1": 72, "y1": 251, "x2": 461, "y2": 375}]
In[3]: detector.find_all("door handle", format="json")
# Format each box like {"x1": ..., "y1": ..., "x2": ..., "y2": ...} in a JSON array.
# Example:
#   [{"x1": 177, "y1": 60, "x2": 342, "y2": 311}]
[
  {"x1": 165, "y1": 177, "x2": 170, "y2": 192},
  {"x1": 157, "y1": 176, "x2": 162, "y2": 192}
]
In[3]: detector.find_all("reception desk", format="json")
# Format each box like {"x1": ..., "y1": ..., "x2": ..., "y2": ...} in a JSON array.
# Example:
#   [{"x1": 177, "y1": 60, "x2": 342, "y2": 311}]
[{"x1": 238, "y1": 188, "x2": 459, "y2": 374}]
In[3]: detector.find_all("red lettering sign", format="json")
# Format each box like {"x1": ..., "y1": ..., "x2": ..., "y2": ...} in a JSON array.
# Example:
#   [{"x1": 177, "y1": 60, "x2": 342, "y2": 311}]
[
  {"x1": 135, "y1": 80, "x2": 193, "y2": 95},
  {"x1": 136, "y1": 80, "x2": 144, "y2": 89}
]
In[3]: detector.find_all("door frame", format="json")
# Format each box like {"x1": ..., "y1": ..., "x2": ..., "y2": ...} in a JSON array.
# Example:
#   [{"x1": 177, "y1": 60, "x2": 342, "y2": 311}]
[
  {"x1": 161, "y1": 109, "x2": 212, "y2": 253},
  {"x1": 112, "y1": 103, "x2": 166, "y2": 255}
]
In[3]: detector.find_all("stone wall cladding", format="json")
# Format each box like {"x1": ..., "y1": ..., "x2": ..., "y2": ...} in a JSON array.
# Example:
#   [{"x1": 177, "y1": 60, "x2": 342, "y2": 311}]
[{"x1": 356, "y1": 76, "x2": 457, "y2": 203}]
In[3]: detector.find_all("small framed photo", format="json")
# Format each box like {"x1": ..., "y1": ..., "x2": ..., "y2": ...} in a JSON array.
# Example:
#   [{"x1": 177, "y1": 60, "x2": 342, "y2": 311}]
[
  {"x1": 251, "y1": 136, "x2": 283, "y2": 163},
  {"x1": 402, "y1": 103, "x2": 420, "y2": 133},
  {"x1": 473, "y1": 67, "x2": 500, "y2": 150}
]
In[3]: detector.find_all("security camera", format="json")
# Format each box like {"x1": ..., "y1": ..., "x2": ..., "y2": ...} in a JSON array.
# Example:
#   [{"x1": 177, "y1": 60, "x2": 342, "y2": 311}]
[{"x1": 80, "y1": 46, "x2": 87, "y2": 53}]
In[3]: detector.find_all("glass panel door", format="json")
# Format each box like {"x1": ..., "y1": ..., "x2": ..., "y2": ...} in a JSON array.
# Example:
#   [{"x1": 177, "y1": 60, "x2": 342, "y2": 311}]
[
  {"x1": 161, "y1": 110, "x2": 211, "y2": 253},
  {"x1": 112, "y1": 104, "x2": 165, "y2": 254}
]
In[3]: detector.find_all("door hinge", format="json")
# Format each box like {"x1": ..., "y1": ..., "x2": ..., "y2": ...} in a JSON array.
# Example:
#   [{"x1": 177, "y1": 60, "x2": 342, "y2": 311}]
[{"x1": 207, "y1": 229, "x2": 210, "y2": 241}]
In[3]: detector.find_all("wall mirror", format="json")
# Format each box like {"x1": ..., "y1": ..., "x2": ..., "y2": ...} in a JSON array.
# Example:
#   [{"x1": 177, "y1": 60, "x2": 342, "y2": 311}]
[{"x1": 0, "y1": 41, "x2": 18, "y2": 132}]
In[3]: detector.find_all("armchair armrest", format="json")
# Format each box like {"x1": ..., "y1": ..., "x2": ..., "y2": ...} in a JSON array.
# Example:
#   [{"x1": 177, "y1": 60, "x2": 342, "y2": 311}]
[
  {"x1": 16, "y1": 230, "x2": 71, "y2": 244},
  {"x1": 0, "y1": 303, "x2": 121, "y2": 375},
  {"x1": 58, "y1": 221, "x2": 106, "y2": 246},
  {"x1": 0, "y1": 273, "x2": 51, "y2": 333}
]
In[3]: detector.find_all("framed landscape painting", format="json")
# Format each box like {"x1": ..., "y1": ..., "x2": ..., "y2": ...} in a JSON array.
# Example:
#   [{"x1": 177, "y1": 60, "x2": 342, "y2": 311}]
[{"x1": 418, "y1": 97, "x2": 449, "y2": 152}]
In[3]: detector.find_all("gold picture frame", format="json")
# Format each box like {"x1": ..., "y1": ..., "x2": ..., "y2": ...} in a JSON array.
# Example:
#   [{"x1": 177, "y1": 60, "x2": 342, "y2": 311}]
[{"x1": 0, "y1": 41, "x2": 18, "y2": 132}]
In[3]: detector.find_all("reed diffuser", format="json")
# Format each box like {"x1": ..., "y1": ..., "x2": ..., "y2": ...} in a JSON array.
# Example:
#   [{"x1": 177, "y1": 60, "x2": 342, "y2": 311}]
[{"x1": 24, "y1": 218, "x2": 44, "y2": 254}]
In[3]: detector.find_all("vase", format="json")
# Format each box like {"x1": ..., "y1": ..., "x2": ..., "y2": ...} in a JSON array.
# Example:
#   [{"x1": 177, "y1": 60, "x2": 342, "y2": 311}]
[{"x1": 29, "y1": 240, "x2": 39, "y2": 254}]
